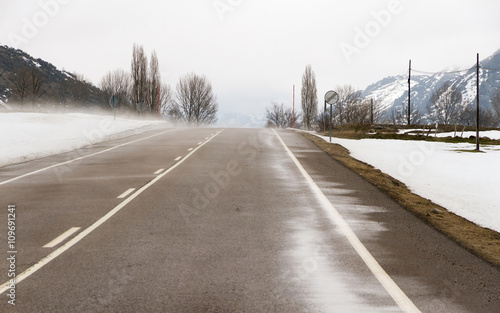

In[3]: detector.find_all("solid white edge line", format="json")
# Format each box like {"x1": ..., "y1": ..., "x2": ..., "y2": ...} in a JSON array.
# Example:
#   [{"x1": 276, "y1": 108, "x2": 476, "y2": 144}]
[
  {"x1": 117, "y1": 188, "x2": 136, "y2": 199},
  {"x1": 0, "y1": 129, "x2": 176, "y2": 186},
  {"x1": 43, "y1": 227, "x2": 81, "y2": 248},
  {"x1": 272, "y1": 129, "x2": 421, "y2": 313},
  {"x1": 0, "y1": 130, "x2": 224, "y2": 295},
  {"x1": 154, "y1": 169, "x2": 164, "y2": 175}
]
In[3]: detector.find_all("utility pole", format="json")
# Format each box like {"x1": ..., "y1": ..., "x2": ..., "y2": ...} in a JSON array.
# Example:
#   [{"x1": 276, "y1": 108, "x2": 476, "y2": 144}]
[
  {"x1": 323, "y1": 99, "x2": 327, "y2": 133},
  {"x1": 476, "y1": 53, "x2": 480, "y2": 151},
  {"x1": 370, "y1": 98, "x2": 374, "y2": 125},
  {"x1": 293, "y1": 85, "x2": 295, "y2": 128},
  {"x1": 408, "y1": 59, "x2": 411, "y2": 126},
  {"x1": 329, "y1": 101, "x2": 333, "y2": 142}
]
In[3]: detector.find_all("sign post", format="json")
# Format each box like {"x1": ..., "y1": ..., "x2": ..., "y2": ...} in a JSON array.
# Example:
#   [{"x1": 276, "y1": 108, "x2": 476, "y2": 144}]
[
  {"x1": 136, "y1": 102, "x2": 146, "y2": 116},
  {"x1": 324, "y1": 90, "x2": 339, "y2": 143},
  {"x1": 109, "y1": 95, "x2": 119, "y2": 121}
]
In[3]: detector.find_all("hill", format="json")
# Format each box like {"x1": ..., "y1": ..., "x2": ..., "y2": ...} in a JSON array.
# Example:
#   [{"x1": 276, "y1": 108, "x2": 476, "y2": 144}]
[
  {"x1": 0, "y1": 45, "x2": 107, "y2": 109},
  {"x1": 362, "y1": 49, "x2": 500, "y2": 124}
]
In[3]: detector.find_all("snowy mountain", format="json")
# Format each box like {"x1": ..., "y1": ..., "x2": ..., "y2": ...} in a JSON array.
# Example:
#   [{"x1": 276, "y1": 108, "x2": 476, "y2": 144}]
[{"x1": 362, "y1": 49, "x2": 500, "y2": 122}]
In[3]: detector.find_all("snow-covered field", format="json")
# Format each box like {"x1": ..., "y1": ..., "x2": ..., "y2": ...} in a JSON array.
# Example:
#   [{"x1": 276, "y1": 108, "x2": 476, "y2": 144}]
[
  {"x1": 399, "y1": 129, "x2": 500, "y2": 140},
  {"x1": 316, "y1": 133, "x2": 500, "y2": 233},
  {"x1": 0, "y1": 112, "x2": 169, "y2": 168}
]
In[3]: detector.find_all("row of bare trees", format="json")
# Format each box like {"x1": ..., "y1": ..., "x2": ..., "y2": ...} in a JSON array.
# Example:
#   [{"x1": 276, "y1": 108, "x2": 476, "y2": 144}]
[
  {"x1": 265, "y1": 102, "x2": 301, "y2": 128},
  {"x1": 389, "y1": 83, "x2": 500, "y2": 127},
  {"x1": 100, "y1": 44, "x2": 169, "y2": 114},
  {"x1": 265, "y1": 65, "x2": 315, "y2": 129},
  {"x1": 426, "y1": 83, "x2": 500, "y2": 127},
  {"x1": 265, "y1": 64, "x2": 382, "y2": 130},
  {"x1": 100, "y1": 44, "x2": 218, "y2": 125}
]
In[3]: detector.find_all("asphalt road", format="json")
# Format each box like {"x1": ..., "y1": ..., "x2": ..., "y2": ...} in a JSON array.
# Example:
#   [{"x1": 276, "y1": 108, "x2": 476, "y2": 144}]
[{"x1": 0, "y1": 127, "x2": 499, "y2": 312}]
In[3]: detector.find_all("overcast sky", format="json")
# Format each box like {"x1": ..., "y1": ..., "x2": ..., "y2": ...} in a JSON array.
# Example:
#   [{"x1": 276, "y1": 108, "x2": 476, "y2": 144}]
[{"x1": 1, "y1": 0, "x2": 500, "y2": 123}]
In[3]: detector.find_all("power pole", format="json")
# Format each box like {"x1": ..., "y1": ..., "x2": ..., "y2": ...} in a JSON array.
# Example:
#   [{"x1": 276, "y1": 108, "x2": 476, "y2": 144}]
[
  {"x1": 476, "y1": 53, "x2": 480, "y2": 151},
  {"x1": 293, "y1": 85, "x2": 295, "y2": 128},
  {"x1": 370, "y1": 98, "x2": 374, "y2": 125},
  {"x1": 324, "y1": 99, "x2": 327, "y2": 133},
  {"x1": 408, "y1": 59, "x2": 411, "y2": 126}
]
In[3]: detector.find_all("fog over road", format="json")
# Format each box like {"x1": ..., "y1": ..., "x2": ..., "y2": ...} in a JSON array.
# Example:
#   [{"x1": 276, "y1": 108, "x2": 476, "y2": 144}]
[{"x1": 1, "y1": 128, "x2": 499, "y2": 312}]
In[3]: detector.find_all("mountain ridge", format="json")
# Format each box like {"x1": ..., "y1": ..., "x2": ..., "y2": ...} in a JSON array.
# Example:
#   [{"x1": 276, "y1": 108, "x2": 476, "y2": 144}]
[
  {"x1": 0, "y1": 45, "x2": 107, "y2": 109},
  {"x1": 362, "y1": 50, "x2": 500, "y2": 124}
]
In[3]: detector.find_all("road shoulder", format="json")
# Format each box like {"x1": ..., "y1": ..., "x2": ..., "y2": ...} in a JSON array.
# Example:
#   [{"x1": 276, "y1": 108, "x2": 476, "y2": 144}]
[{"x1": 300, "y1": 131, "x2": 500, "y2": 268}]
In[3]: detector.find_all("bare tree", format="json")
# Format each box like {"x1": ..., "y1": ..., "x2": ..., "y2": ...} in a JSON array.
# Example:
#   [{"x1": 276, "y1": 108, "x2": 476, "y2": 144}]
[
  {"x1": 458, "y1": 102, "x2": 475, "y2": 126},
  {"x1": 73, "y1": 72, "x2": 89, "y2": 83},
  {"x1": 147, "y1": 51, "x2": 161, "y2": 114},
  {"x1": 368, "y1": 98, "x2": 383, "y2": 124},
  {"x1": 490, "y1": 90, "x2": 500, "y2": 127},
  {"x1": 266, "y1": 102, "x2": 285, "y2": 128},
  {"x1": 335, "y1": 85, "x2": 362, "y2": 125},
  {"x1": 9, "y1": 68, "x2": 30, "y2": 105},
  {"x1": 131, "y1": 44, "x2": 148, "y2": 111},
  {"x1": 30, "y1": 68, "x2": 45, "y2": 107},
  {"x1": 390, "y1": 99, "x2": 421, "y2": 125},
  {"x1": 301, "y1": 65, "x2": 318, "y2": 130},
  {"x1": 480, "y1": 108, "x2": 497, "y2": 127},
  {"x1": 427, "y1": 82, "x2": 462, "y2": 125},
  {"x1": 175, "y1": 73, "x2": 218, "y2": 125},
  {"x1": 69, "y1": 74, "x2": 90, "y2": 106},
  {"x1": 100, "y1": 69, "x2": 131, "y2": 110},
  {"x1": 265, "y1": 102, "x2": 300, "y2": 128},
  {"x1": 160, "y1": 83, "x2": 175, "y2": 118}
]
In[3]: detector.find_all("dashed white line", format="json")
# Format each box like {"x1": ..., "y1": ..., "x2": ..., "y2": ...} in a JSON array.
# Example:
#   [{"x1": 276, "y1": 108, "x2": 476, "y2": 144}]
[
  {"x1": 175, "y1": 156, "x2": 182, "y2": 161},
  {"x1": 0, "y1": 130, "x2": 224, "y2": 295},
  {"x1": 197, "y1": 142, "x2": 203, "y2": 145},
  {"x1": 0, "y1": 129, "x2": 176, "y2": 186},
  {"x1": 43, "y1": 227, "x2": 81, "y2": 248},
  {"x1": 154, "y1": 169, "x2": 164, "y2": 175},
  {"x1": 188, "y1": 148, "x2": 193, "y2": 152},
  {"x1": 272, "y1": 129, "x2": 421, "y2": 313},
  {"x1": 117, "y1": 188, "x2": 136, "y2": 199}
]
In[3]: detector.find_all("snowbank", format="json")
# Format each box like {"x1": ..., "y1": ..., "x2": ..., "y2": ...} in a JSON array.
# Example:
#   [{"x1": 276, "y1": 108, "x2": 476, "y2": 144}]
[
  {"x1": 0, "y1": 112, "x2": 169, "y2": 167},
  {"x1": 316, "y1": 134, "x2": 500, "y2": 233}
]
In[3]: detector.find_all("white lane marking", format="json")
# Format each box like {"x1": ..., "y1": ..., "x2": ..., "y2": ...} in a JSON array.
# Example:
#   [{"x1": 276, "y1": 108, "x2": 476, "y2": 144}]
[
  {"x1": 188, "y1": 148, "x2": 193, "y2": 152},
  {"x1": 43, "y1": 227, "x2": 81, "y2": 248},
  {"x1": 0, "y1": 130, "x2": 223, "y2": 295},
  {"x1": 117, "y1": 188, "x2": 136, "y2": 199},
  {"x1": 154, "y1": 169, "x2": 164, "y2": 175},
  {"x1": 272, "y1": 129, "x2": 421, "y2": 313},
  {"x1": 197, "y1": 142, "x2": 203, "y2": 145},
  {"x1": 0, "y1": 129, "x2": 176, "y2": 186},
  {"x1": 175, "y1": 156, "x2": 182, "y2": 161}
]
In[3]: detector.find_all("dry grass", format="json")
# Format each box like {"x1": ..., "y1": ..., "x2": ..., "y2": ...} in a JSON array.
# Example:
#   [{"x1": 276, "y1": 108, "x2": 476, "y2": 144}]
[{"x1": 302, "y1": 132, "x2": 500, "y2": 268}]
